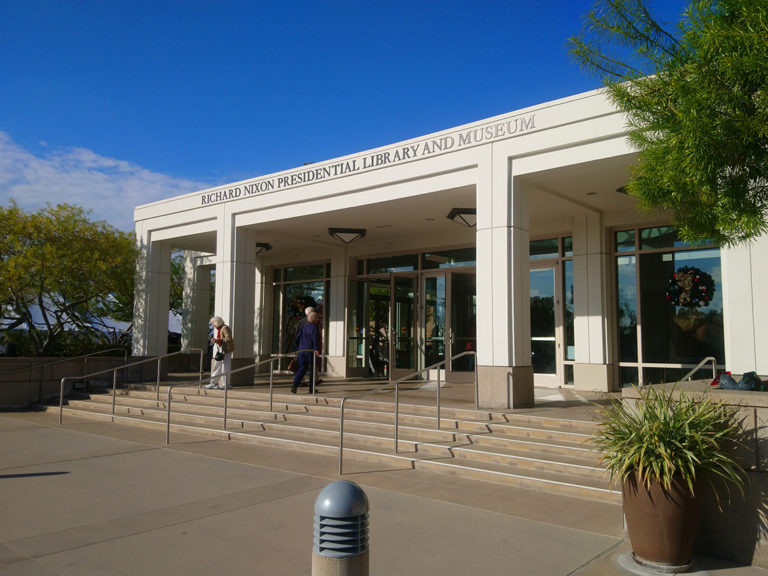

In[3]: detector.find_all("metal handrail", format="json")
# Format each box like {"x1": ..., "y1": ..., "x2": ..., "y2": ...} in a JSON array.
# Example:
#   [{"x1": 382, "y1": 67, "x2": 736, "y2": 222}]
[
  {"x1": 0, "y1": 348, "x2": 129, "y2": 376},
  {"x1": 58, "y1": 348, "x2": 204, "y2": 424},
  {"x1": 339, "y1": 350, "x2": 477, "y2": 474},
  {"x1": 165, "y1": 349, "x2": 326, "y2": 444},
  {"x1": 679, "y1": 356, "x2": 718, "y2": 383}
]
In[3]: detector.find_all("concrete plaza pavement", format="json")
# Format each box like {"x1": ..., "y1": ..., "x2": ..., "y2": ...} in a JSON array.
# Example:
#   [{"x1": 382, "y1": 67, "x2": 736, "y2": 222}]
[{"x1": 1, "y1": 405, "x2": 766, "y2": 575}]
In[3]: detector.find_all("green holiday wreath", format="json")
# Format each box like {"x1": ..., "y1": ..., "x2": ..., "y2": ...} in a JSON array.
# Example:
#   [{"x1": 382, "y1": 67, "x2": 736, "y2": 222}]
[{"x1": 666, "y1": 266, "x2": 715, "y2": 308}]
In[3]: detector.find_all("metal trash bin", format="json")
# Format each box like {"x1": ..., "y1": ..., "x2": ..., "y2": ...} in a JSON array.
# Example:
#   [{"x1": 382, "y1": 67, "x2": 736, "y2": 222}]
[{"x1": 312, "y1": 481, "x2": 369, "y2": 576}]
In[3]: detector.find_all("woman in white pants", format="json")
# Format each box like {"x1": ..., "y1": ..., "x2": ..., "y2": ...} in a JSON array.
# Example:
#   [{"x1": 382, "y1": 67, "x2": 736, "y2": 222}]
[{"x1": 206, "y1": 316, "x2": 234, "y2": 389}]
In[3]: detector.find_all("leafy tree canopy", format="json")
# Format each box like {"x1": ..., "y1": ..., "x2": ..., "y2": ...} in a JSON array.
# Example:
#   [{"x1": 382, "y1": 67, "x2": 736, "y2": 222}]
[
  {"x1": 0, "y1": 201, "x2": 137, "y2": 355},
  {"x1": 569, "y1": 0, "x2": 768, "y2": 245}
]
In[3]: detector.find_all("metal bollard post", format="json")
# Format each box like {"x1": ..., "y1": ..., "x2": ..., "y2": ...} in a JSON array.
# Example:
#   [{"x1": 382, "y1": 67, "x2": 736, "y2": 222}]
[{"x1": 312, "y1": 481, "x2": 369, "y2": 576}]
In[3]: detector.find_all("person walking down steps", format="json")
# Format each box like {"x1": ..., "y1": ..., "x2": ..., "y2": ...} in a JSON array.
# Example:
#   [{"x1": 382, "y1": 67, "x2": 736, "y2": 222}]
[
  {"x1": 291, "y1": 311, "x2": 320, "y2": 394},
  {"x1": 206, "y1": 316, "x2": 235, "y2": 390}
]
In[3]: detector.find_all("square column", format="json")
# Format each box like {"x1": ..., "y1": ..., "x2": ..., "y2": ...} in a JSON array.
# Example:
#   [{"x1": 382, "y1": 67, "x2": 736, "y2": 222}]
[
  {"x1": 181, "y1": 252, "x2": 213, "y2": 352},
  {"x1": 132, "y1": 230, "x2": 171, "y2": 357},
  {"x1": 476, "y1": 154, "x2": 534, "y2": 409},
  {"x1": 326, "y1": 247, "x2": 349, "y2": 378},
  {"x1": 253, "y1": 260, "x2": 269, "y2": 360},
  {"x1": 213, "y1": 221, "x2": 258, "y2": 384},
  {"x1": 571, "y1": 211, "x2": 615, "y2": 391}
]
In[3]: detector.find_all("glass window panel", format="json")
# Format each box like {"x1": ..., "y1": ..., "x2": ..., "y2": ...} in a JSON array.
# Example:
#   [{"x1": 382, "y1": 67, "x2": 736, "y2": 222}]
[
  {"x1": 422, "y1": 247, "x2": 476, "y2": 269},
  {"x1": 273, "y1": 268, "x2": 282, "y2": 282},
  {"x1": 640, "y1": 226, "x2": 692, "y2": 250},
  {"x1": 616, "y1": 255, "x2": 638, "y2": 362},
  {"x1": 563, "y1": 237, "x2": 573, "y2": 257},
  {"x1": 564, "y1": 260, "x2": 575, "y2": 361},
  {"x1": 643, "y1": 367, "x2": 691, "y2": 386},
  {"x1": 530, "y1": 238, "x2": 559, "y2": 260},
  {"x1": 640, "y1": 249, "x2": 724, "y2": 364},
  {"x1": 280, "y1": 281, "x2": 325, "y2": 356},
  {"x1": 367, "y1": 254, "x2": 418, "y2": 274},
  {"x1": 620, "y1": 366, "x2": 639, "y2": 388},
  {"x1": 530, "y1": 268, "x2": 556, "y2": 374},
  {"x1": 356, "y1": 260, "x2": 365, "y2": 275},
  {"x1": 424, "y1": 276, "x2": 446, "y2": 367},
  {"x1": 615, "y1": 230, "x2": 636, "y2": 252},
  {"x1": 347, "y1": 280, "x2": 367, "y2": 369},
  {"x1": 450, "y1": 273, "x2": 476, "y2": 371},
  {"x1": 284, "y1": 264, "x2": 326, "y2": 281},
  {"x1": 564, "y1": 364, "x2": 574, "y2": 386}
]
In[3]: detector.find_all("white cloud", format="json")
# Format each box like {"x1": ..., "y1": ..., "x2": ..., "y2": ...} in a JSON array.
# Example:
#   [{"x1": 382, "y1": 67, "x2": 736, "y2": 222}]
[{"x1": 0, "y1": 131, "x2": 208, "y2": 231}]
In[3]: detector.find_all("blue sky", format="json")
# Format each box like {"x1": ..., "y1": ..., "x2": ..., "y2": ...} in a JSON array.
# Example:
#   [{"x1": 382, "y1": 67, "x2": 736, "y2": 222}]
[{"x1": 0, "y1": 0, "x2": 687, "y2": 231}]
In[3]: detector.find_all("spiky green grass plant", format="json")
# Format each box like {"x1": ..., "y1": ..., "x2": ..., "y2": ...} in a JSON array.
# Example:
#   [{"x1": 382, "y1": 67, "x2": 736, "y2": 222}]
[{"x1": 594, "y1": 385, "x2": 744, "y2": 502}]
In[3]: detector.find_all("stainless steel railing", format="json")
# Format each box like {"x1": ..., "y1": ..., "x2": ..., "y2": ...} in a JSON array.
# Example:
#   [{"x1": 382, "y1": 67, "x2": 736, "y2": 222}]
[
  {"x1": 339, "y1": 350, "x2": 477, "y2": 474},
  {"x1": 165, "y1": 349, "x2": 325, "y2": 444},
  {"x1": 679, "y1": 356, "x2": 718, "y2": 383},
  {"x1": 59, "y1": 348, "x2": 204, "y2": 424},
  {"x1": 2, "y1": 348, "x2": 129, "y2": 401}
]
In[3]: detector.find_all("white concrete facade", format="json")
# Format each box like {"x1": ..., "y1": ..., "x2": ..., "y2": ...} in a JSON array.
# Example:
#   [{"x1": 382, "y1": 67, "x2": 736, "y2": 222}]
[{"x1": 133, "y1": 88, "x2": 768, "y2": 408}]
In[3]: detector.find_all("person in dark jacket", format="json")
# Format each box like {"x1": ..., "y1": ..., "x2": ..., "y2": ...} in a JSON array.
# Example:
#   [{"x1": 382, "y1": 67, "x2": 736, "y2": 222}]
[{"x1": 291, "y1": 311, "x2": 320, "y2": 393}]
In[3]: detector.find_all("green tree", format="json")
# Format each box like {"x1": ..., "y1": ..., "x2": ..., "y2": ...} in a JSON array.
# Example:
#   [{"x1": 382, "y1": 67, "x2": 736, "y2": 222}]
[
  {"x1": 169, "y1": 250, "x2": 185, "y2": 317},
  {"x1": 568, "y1": 0, "x2": 768, "y2": 245},
  {"x1": 0, "y1": 201, "x2": 137, "y2": 355}
]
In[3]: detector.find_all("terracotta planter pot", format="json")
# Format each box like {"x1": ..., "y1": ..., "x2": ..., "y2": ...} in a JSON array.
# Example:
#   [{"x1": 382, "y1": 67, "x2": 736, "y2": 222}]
[{"x1": 622, "y1": 472, "x2": 701, "y2": 573}]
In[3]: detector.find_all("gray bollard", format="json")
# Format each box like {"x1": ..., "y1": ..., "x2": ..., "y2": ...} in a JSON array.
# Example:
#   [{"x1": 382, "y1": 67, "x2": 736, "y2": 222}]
[{"x1": 312, "y1": 481, "x2": 369, "y2": 576}]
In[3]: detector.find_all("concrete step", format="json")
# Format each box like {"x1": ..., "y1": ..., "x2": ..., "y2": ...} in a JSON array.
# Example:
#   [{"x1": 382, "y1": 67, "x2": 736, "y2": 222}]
[
  {"x1": 62, "y1": 386, "x2": 616, "y2": 503},
  {"x1": 414, "y1": 458, "x2": 620, "y2": 503}
]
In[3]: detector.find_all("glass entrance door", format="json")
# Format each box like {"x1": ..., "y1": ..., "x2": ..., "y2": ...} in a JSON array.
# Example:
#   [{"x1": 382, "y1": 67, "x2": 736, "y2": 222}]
[
  {"x1": 367, "y1": 278, "x2": 391, "y2": 377},
  {"x1": 347, "y1": 271, "x2": 475, "y2": 381},
  {"x1": 530, "y1": 266, "x2": 561, "y2": 386},
  {"x1": 423, "y1": 275, "x2": 446, "y2": 369},
  {"x1": 422, "y1": 272, "x2": 476, "y2": 381},
  {"x1": 392, "y1": 276, "x2": 416, "y2": 375},
  {"x1": 346, "y1": 276, "x2": 416, "y2": 378},
  {"x1": 450, "y1": 273, "x2": 476, "y2": 377}
]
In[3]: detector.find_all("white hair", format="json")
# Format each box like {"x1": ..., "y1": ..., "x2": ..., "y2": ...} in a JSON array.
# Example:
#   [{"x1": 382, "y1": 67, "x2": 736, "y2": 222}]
[
  {"x1": 210, "y1": 316, "x2": 224, "y2": 327},
  {"x1": 305, "y1": 307, "x2": 315, "y2": 316}
]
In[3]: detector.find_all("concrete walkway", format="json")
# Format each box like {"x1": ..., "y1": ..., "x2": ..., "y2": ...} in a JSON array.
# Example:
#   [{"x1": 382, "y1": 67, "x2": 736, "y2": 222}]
[{"x1": 1, "y1": 404, "x2": 766, "y2": 575}]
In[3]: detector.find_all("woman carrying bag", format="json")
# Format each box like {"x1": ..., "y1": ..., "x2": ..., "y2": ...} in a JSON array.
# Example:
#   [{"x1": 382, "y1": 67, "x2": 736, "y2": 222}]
[{"x1": 205, "y1": 316, "x2": 235, "y2": 390}]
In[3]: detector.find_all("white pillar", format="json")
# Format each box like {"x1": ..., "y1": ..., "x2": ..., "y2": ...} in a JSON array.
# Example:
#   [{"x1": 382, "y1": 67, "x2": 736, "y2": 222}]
[
  {"x1": 722, "y1": 236, "x2": 768, "y2": 376},
  {"x1": 327, "y1": 247, "x2": 349, "y2": 378},
  {"x1": 476, "y1": 151, "x2": 533, "y2": 408},
  {"x1": 253, "y1": 259, "x2": 269, "y2": 359},
  {"x1": 571, "y1": 210, "x2": 614, "y2": 391},
  {"x1": 209, "y1": 218, "x2": 259, "y2": 386},
  {"x1": 132, "y1": 228, "x2": 171, "y2": 356},
  {"x1": 181, "y1": 252, "x2": 212, "y2": 352},
  {"x1": 214, "y1": 224, "x2": 257, "y2": 360}
]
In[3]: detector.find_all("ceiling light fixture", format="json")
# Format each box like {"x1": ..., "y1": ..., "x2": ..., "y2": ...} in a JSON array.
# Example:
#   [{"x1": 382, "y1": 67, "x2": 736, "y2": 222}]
[
  {"x1": 254, "y1": 243, "x2": 272, "y2": 255},
  {"x1": 329, "y1": 228, "x2": 366, "y2": 244},
  {"x1": 446, "y1": 208, "x2": 477, "y2": 228}
]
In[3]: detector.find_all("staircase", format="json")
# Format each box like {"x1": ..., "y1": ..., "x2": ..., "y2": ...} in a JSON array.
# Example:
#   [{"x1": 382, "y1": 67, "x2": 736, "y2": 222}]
[{"x1": 59, "y1": 383, "x2": 621, "y2": 504}]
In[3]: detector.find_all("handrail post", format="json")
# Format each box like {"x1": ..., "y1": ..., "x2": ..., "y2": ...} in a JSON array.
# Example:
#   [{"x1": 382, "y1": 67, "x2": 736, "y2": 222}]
[
  {"x1": 166, "y1": 386, "x2": 173, "y2": 444},
  {"x1": 112, "y1": 370, "x2": 118, "y2": 416},
  {"x1": 156, "y1": 357, "x2": 162, "y2": 401},
  {"x1": 83, "y1": 357, "x2": 89, "y2": 390},
  {"x1": 474, "y1": 352, "x2": 479, "y2": 409},
  {"x1": 269, "y1": 358, "x2": 275, "y2": 412},
  {"x1": 436, "y1": 364, "x2": 441, "y2": 430},
  {"x1": 339, "y1": 397, "x2": 347, "y2": 475},
  {"x1": 59, "y1": 377, "x2": 67, "y2": 424},
  {"x1": 198, "y1": 348, "x2": 204, "y2": 387},
  {"x1": 394, "y1": 383, "x2": 399, "y2": 453},
  {"x1": 223, "y1": 385, "x2": 228, "y2": 430}
]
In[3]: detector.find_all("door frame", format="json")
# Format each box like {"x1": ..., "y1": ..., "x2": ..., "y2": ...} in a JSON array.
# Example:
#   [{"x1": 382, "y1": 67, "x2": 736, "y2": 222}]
[
  {"x1": 529, "y1": 262, "x2": 564, "y2": 388},
  {"x1": 419, "y1": 270, "x2": 475, "y2": 383}
]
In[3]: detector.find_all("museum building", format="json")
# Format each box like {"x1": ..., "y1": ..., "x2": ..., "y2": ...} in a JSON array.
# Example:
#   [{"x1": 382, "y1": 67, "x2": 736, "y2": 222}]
[{"x1": 132, "y1": 87, "x2": 768, "y2": 409}]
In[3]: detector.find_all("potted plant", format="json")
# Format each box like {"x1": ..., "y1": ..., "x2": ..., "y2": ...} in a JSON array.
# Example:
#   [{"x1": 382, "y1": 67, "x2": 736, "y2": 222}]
[{"x1": 594, "y1": 385, "x2": 744, "y2": 573}]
